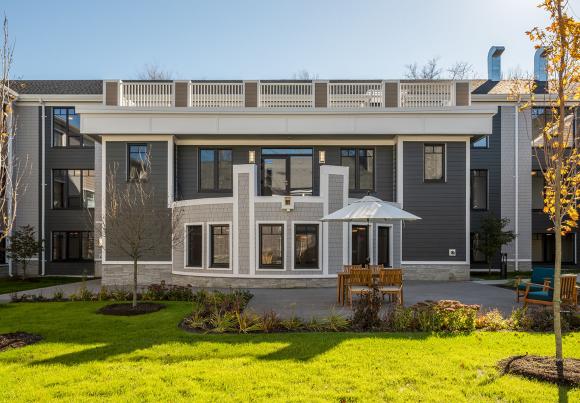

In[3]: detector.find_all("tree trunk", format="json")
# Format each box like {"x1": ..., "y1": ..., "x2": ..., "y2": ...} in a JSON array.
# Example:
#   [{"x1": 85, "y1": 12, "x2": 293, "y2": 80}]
[
  {"x1": 554, "y1": 161, "x2": 563, "y2": 365},
  {"x1": 21, "y1": 261, "x2": 26, "y2": 280},
  {"x1": 132, "y1": 259, "x2": 138, "y2": 308}
]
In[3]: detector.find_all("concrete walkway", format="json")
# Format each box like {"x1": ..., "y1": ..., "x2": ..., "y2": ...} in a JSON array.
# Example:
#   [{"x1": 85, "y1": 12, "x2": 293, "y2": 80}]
[{"x1": 0, "y1": 279, "x2": 101, "y2": 303}]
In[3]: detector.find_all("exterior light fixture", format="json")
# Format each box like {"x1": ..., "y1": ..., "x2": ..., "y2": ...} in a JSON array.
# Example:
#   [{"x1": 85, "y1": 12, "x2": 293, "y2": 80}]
[
  {"x1": 98, "y1": 237, "x2": 103, "y2": 247},
  {"x1": 319, "y1": 150, "x2": 326, "y2": 164},
  {"x1": 249, "y1": 150, "x2": 256, "y2": 164}
]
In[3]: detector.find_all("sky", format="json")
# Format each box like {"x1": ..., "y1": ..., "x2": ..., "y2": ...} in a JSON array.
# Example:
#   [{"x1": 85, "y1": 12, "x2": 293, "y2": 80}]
[{"x1": 2, "y1": 0, "x2": 578, "y2": 80}]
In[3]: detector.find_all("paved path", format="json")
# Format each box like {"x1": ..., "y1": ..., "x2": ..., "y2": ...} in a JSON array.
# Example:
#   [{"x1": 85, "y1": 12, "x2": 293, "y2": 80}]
[{"x1": 0, "y1": 279, "x2": 101, "y2": 303}]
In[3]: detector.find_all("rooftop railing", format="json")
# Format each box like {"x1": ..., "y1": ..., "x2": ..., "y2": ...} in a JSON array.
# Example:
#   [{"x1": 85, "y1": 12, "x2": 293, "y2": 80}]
[{"x1": 104, "y1": 80, "x2": 470, "y2": 109}]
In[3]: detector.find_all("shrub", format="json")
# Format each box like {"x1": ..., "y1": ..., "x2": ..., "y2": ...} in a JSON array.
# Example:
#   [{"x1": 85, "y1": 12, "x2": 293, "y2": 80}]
[
  {"x1": 384, "y1": 306, "x2": 415, "y2": 332},
  {"x1": 259, "y1": 310, "x2": 282, "y2": 333},
  {"x1": 235, "y1": 311, "x2": 261, "y2": 334},
  {"x1": 52, "y1": 289, "x2": 65, "y2": 301},
  {"x1": 324, "y1": 311, "x2": 350, "y2": 332},
  {"x1": 508, "y1": 307, "x2": 533, "y2": 331},
  {"x1": 208, "y1": 312, "x2": 237, "y2": 333},
  {"x1": 351, "y1": 286, "x2": 382, "y2": 331},
  {"x1": 306, "y1": 316, "x2": 325, "y2": 332},
  {"x1": 281, "y1": 314, "x2": 305, "y2": 332},
  {"x1": 476, "y1": 309, "x2": 509, "y2": 331}
]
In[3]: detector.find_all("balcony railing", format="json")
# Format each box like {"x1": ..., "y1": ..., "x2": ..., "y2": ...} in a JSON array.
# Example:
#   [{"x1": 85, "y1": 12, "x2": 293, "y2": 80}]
[{"x1": 105, "y1": 80, "x2": 469, "y2": 109}]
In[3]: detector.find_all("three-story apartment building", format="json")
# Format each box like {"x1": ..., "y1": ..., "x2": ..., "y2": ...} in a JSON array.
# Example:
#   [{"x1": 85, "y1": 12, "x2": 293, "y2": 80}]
[{"x1": 2, "y1": 47, "x2": 578, "y2": 287}]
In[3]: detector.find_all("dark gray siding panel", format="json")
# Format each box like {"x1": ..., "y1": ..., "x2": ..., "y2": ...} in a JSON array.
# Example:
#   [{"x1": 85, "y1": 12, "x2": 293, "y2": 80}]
[
  {"x1": 105, "y1": 141, "x2": 171, "y2": 261},
  {"x1": 402, "y1": 141, "x2": 467, "y2": 261}
]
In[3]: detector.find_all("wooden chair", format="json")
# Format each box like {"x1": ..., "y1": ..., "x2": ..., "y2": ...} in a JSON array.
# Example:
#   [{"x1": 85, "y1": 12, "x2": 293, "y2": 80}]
[
  {"x1": 367, "y1": 265, "x2": 384, "y2": 275},
  {"x1": 337, "y1": 265, "x2": 363, "y2": 305},
  {"x1": 523, "y1": 274, "x2": 578, "y2": 307},
  {"x1": 515, "y1": 267, "x2": 554, "y2": 302},
  {"x1": 342, "y1": 265, "x2": 363, "y2": 273},
  {"x1": 348, "y1": 268, "x2": 373, "y2": 307},
  {"x1": 377, "y1": 268, "x2": 403, "y2": 305}
]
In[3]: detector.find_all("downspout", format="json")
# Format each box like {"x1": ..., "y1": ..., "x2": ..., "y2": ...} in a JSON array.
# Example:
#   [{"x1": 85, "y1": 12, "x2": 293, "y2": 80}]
[
  {"x1": 514, "y1": 105, "x2": 519, "y2": 272},
  {"x1": 7, "y1": 99, "x2": 14, "y2": 277},
  {"x1": 40, "y1": 99, "x2": 46, "y2": 275}
]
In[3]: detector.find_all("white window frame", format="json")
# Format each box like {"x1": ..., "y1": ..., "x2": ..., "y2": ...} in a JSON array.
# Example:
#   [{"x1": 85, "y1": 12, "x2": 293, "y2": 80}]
[
  {"x1": 255, "y1": 221, "x2": 287, "y2": 271},
  {"x1": 206, "y1": 221, "x2": 232, "y2": 270},
  {"x1": 183, "y1": 222, "x2": 204, "y2": 269},
  {"x1": 291, "y1": 221, "x2": 322, "y2": 271}
]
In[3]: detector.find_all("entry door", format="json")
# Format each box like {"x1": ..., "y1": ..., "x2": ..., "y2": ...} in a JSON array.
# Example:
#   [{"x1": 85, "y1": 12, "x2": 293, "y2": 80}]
[
  {"x1": 352, "y1": 225, "x2": 369, "y2": 266},
  {"x1": 377, "y1": 226, "x2": 391, "y2": 267},
  {"x1": 262, "y1": 157, "x2": 287, "y2": 195}
]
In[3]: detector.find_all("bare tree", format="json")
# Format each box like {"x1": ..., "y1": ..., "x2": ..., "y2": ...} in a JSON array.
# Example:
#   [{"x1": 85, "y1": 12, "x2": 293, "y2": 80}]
[
  {"x1": 0, "y1": 16, "x2": 26, "y2": 245},
  {"x1": 447, "y1": 61, "x2": 475, "y2": 79},
  {"x1": 137, "y1": 63, "x2": 173, "y2": 80},
  {"x1": 404, "y1": 57, "x2": 442, "y2": 79},
  {"x1": 292, "y1": 69, "x2": 319, "y2": 80},
  {"x1": 102, "y1": 156, "x2": 182, "y2": 307}
]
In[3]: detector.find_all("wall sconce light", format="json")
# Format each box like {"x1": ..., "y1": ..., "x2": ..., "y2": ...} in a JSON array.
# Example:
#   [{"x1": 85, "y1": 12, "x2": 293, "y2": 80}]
[
  {"x1": 98, "y1": 237, "x2": 103, "y2": 247},
  {"x1": 249, "y1": 150, "x2": 256, "y2": 164},
  {"x1": 319, "y1": 150, "x2": 326, "y2": 164}
]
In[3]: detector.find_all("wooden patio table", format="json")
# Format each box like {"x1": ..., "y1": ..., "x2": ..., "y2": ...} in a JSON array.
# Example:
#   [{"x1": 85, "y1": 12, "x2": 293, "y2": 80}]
[{"x1": 337, "y1": 270, "x2": 382, "y2": 305}]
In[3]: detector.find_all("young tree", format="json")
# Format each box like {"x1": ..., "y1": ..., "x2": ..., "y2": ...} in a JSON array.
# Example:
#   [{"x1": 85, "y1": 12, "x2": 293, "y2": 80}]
[
  {"x1": 137, "y1": 63, "x2": 173, "y2": 80},
  {"x1": 475, "y1": 216, "x2": 516, "y2": 273},
  {"x1": 6, "y1": 225, "x2": 43, "y2": 279},
  {"x1": 447, "y1": 61, "x2": 475, "y2": 80},
  {"x1": 102, "y1": 156, "x2": 182, "y2": 307},
  {"x1": 517, "y1": 0, "x2": 579, "y2": 365},
  {"x1": 404, "y1": 57, "x2": 442, "y2": 79},
  {"x1": 292, "y1": 69, "x2": 319, "y2": 80}
]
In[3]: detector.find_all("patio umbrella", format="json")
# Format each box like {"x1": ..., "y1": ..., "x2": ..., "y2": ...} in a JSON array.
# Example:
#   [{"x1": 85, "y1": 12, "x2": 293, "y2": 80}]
[{"x1": 321, "y1": 196, "x2": 421, "y2": 265}]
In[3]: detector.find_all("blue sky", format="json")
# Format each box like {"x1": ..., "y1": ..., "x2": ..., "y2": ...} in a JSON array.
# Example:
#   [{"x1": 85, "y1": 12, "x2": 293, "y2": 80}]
[{"x1": 3, "y1": 0, "x2": 570, "y2": 80}]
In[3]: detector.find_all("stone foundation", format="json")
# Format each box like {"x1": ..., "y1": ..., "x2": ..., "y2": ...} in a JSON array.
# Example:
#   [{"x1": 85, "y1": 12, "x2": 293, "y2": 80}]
[
  {"x1": 171, "y1": 274, "x2": 336, "y2": 288},
  {"x1": 401, "y1": 264, "x2": 470, "y2": 281},
  {"x1": 101, "y1": 264, "x2": 172, "y2": 286},
  {"x1": 507, "y1": 261, "x2": 533, "y2": 272}
]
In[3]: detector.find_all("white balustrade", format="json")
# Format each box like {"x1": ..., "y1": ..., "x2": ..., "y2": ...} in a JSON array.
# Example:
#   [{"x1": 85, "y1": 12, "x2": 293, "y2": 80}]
[
  {"x1": 190, "y1": 83, "x2": 245, "y2": 108},
  {"x1": 258, "y1": 83, "x2": 313, "y2": 108},
  {"x1": 328, "y1": 83, "x2": 384, "y2": 108},
  {"x1": 120, "y1": 82, "x2": 173, "y2": 107},
  {"x1": 399, "y1": 82, "x2": 455, "y2": 108}
]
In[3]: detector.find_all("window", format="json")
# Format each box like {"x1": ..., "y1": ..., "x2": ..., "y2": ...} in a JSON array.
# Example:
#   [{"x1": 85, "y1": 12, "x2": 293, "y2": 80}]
[
  {"x1": 199, "y1": 149, "x2": 233, "y2": 191},
  {"x1": 260, "y1": 224, "x2": 284, "y2": 269},
  {"x1": 377, "y1": 226, "x2": 391, "y2": 267},
  {"x1": 127, "y1": 144, "x2": 149, "y2": 181},
  {"x1": 470, "y1": 233, "x2": 486, "y2": 263},
  {"x1": 52, "y1": 231, "x2": 94, "y2": 261},
  {"x1": 424, "y1": 144, "x2": 445, "y2": 182},
  {"x1": 341, "y1": 148, "x2": 374, "y2": 191},
  {"x1": 52, "y1": 169, "x2": 95, "y2": 209},
  {"x1": 52, "y1": 107, "x2": 94, "y2": 147},
  {"x1": 294, "y1": 224, "x2": 319, "y2": 269},
  {"x1": 0, "y1": 236, "x2": 5, "y2": 264},
  {"x1": 186, "y1": 225, "x2": 203, "y2": 267},
  {"x1": 470, "y1": 170, "x2": 488, "y2": 210},
  {"x1": 471, "y1": 136, "x2": 489, "y2": 149},
  {"x1": 532, "y1": 170, "x2": 545, "y2": 211},
  {"x1": 210, "y1": 225, "x2": 229, "y2": 268},
  {"x1": 532, "y1": 107, "x2": 576, "y2": 148},
  {"x1": 261, "y1": 149, "x2": 313, "y2": 196}
]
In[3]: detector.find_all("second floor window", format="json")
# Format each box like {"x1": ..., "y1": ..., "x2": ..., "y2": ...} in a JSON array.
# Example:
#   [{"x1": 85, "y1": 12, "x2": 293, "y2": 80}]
[
  {"x1": 424, "y1": 144, "x2": 445, "y2": 182},
  {"x1": 53, "y1": 169, "x2": 95, "y2": 209},
  {"x1": 341, "y1": 148, "x2": 374, "y2": 191},
  {"x1": 199, "y1": 149, "x2": 233, "y2": 191},
  {"x1": 52, "y1": 107, "x2": 94, "y2": 148},
  {"x1": 128, "y1": 144, "x2": 150, "y2": 181},
  {"x1": 470, "y1": 169, "x2": 488, "y2": 210},
  {"x1": 471, "y1": 136, "x2": 489, "y2": 149},
  {"x1": 532, "y1": 107, "x2": 576, "y2": 148}
]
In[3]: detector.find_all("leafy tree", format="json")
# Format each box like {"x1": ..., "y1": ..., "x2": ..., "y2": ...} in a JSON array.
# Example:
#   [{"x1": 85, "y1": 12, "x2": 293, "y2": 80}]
[
  {"x1": 475, "y1": 216, "x2": 516, "y2": 273},
  {"x1": 6, "y1": 225, "x2": 43, "y2": 279}
]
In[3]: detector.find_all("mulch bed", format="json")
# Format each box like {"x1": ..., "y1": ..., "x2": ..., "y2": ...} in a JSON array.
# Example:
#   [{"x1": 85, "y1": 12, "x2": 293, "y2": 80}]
[
  {"x1": 97, "y1": 302, "x2": 166, "y2": 316},
  {"x1": 498, "y1": 355, "x2": 580, "y2": 386},
  {"x1": 0, "y1": 332, "x2": 43, "y2": 352}
]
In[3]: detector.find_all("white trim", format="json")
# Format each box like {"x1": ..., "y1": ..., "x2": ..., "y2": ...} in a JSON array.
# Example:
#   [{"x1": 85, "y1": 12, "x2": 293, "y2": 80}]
[
  {"x1": 102, "y1": 261, "x2": 173, "y2": 265},
  {"x1": 255, "y1": 220, "x2": 287, "y2": 271},
  {"x1": 514, "y1": 105, "x2": 519, "y2": 272},
  {"x1": 397, "y1": 141, "x2": 404, "y2": 268},
  {"x1": 183, "y1": 222, "x2": 204, "y2": 270},
  {"x1": 101, "y1": 135, "x2": 174, "y2": 142},
  {"x1": 176, "y1": 139, "x2": 397, "y2": 146},
  {"x1": 167, "y1": 136, "x2": 174, "y2": 207},
  {"x1": 506, "y1": 259, "x2": 532, "y2": 262},
  {"x1": 254, "y1": 195, "x2": 324, "y2": 203},
  {"x1": 396, "y1": 135, "x2": 472, "y2": 143},
  {"x1": 172, "y1": 270, "x2": 337, "y2": 279},
  {"x1": 465, "y1": 139, "x2": 471, "y2": 267},
  {"x1": 206, "y1": 221, "x2": 233, "y2": 271},
  {"x1": 401, "y1": 261, "x2": 470, "y2": 265},
  {"x1": 41, "y1": 102, "x2": 46, "y2": 275},
  {"x1": 290, "y1": 221, "x2": 322, "y2": 271},
  {"x1": 374, "y1": 224, "x2": 394, "y2": 268},
  {"x1": 173, "y1": 197, "x2": 234, "y2": 207}
]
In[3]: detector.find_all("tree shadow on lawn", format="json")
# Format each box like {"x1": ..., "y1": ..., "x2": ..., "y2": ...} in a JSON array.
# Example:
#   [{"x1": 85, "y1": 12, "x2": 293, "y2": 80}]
[{"x1": 0, "y1": 302, "x2": 441, "y2": 367}]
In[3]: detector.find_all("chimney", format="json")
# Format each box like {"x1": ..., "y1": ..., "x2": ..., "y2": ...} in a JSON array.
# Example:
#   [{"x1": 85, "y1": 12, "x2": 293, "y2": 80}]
[
  {"x1": 534, "y1": 47, "x2": 548, "y2": 81},
  {"x1": 487, "y1": 46, "x2": 505, "y2": 81}
]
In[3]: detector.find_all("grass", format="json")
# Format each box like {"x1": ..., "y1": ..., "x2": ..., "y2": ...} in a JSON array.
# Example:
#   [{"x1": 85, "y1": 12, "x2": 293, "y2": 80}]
[
  {"x1": 0, "y1": 276, "x2": 84, "y2": 294},
  {"x1": 0, "y1": 302, "x2": 578, "y2": 402}
]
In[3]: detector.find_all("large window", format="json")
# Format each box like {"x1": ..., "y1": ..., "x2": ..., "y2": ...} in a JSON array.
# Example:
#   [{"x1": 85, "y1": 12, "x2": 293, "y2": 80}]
[
  {"x1": 127, "y1": 144, "x2": 150, "y2": 181},
  {"x1": 341, "y1": 148, "x2": 374, "y2": 191},
  {"x1": 294, "y1": 224, "x2": 319, "y2": 269},
  {"x1": 199, "y1": 149, "x2": 233, "y2": 191},
  {"x1": 532, "y1": 170, "x2": 545, "y2": 211},
  {"x1": 53, "y1": 169, "x2": 95, "y2": 209},
  {"x1": 424, "y1": 144, "x2": 445, "y2": 182},
  {"x1": 532, "y1": 107, "x2": 576, "y2": 148},
  {"x1": 471, "y1": 136, "x2": 489, "y2": 149},
  {"x1": 210, "y1": 224, "x2": 229, "y2": 268},
  {"x1": 261, "y1": 149, "x2": 313, "y2": 196},
  {"x1": 532, "y1": 233, "x2": 575, "y2": 264},
  {"x1": 260, "y1": 224, "x2": 284, "y2": 269},
  {"x1": 52, "y1": 231, "x2": 94, "y2": 261},
  {"x1": 470, "y1": 233, "x2": 486, "y2": 263},
  {"x1": 186, "y1": 225, "x2": 203, "y2": 267},
  {"x1": 470, "y1": 169, "x2": 488, "y2": 210},
  {"x1": 52, "y1": 107, "x2": 94, "y2": 147}
]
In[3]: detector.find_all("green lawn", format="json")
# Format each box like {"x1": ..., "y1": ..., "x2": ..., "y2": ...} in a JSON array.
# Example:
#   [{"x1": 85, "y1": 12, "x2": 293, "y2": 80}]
[
  {"x1": 0, "y1": 302, "x2": 578, "y2": 402},
  {"x1": 0, "y1": 276, "x2": 84, "y2": 294}
]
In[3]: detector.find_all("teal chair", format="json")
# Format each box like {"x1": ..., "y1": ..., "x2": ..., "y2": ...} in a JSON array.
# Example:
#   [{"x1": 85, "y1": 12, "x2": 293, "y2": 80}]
[{"x1": 515, "y1": 267, "x2": 554, "y2": 302}]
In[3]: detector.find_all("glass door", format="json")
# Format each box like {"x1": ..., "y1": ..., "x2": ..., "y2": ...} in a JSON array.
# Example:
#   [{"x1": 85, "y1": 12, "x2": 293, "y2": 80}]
[
  {"x1": 377, "y1": 226, "x2": 390, "y2": 267},
  {"x1": 351, "y1": 225, "x2": 369, "y2": 266},
  {"x1": 262, "y1": 157, "x2": 287, "y2": 195}
]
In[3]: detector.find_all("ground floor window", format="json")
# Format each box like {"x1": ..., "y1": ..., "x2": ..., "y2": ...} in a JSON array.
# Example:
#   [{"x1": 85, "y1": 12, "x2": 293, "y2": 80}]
[
  {"x1": 210, "y1": 225, "x2": 229, "y2": 268},
  {"x1": 351, "y1": 225, "x2": 369, "y2": 266},
  {"x1": 186, "y1": 225, "x2": 203, "y2": 267},
  {"x1": 294, "y1": 224, "x2": 318, "y2": 269},
  {"x1": 470, "y1": 232, "x2": 486, "y2": 263},
  {"x1": 260, "y1": 224, "x2": 284, "y2": 269},
  {"x1": 52, "y1": 231, "x2": 94, "y2": 262},
  {"x1": 532, "y1": 233, "x2": 575, "y2": 264}
]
